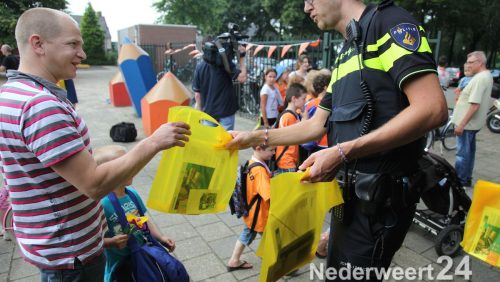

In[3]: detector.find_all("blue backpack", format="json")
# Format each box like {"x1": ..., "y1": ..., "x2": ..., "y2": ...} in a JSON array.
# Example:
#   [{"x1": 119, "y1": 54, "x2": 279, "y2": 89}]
[
  {"x1": 107, "y1": 189, "x2": 189, "y2": 282},
  {"x1": 229, "y1": 161, "x2": 264, "y2": 230}
]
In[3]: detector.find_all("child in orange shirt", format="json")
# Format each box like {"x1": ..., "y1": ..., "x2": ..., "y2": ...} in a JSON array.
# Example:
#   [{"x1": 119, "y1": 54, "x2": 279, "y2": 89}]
[
  {"x1": 274, "y1": 83, "x2": 307, "y2": 175},
  {"x1": 227, "y1": 143, "x2": 275, "y2": 272}
]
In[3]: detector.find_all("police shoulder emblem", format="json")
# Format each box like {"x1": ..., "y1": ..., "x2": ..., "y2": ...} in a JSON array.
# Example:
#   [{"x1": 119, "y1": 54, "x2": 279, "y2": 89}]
[{"x1": 390, "y1": 23, "x2": 420, "y2": 52}]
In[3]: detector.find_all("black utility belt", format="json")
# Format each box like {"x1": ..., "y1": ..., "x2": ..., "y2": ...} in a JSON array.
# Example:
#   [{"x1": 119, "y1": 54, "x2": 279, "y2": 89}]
[{"x1": 335, "y1": 170, "x2": 417, "y2": 216}]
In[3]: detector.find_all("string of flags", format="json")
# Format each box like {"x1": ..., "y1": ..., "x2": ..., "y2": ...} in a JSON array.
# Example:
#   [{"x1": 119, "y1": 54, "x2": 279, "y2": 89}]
[{"x1": 164, "y1": 39, "x2": 321, "y2": 59}]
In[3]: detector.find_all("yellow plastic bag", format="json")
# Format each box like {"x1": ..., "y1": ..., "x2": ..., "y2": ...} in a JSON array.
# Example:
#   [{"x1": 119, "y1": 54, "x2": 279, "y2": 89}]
[
  {"x1": 256, "y1": 171, "x2": 343, "y2": 281},
  {"x1": 147, "y1": 106, "x2": 238, "y2": 214},
  {"x1": 461, "y1": 180, "x2": 500, "y2": 267}
]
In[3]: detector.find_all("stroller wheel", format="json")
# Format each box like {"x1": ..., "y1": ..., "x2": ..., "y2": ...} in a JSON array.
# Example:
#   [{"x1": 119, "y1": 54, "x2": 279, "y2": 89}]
[{"x1": 435, "y1": 225, "x2": 463, "y2": 257}]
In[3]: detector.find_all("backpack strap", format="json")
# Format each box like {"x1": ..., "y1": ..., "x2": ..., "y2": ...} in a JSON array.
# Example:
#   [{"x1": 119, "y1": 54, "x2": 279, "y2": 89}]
[
  {"x1": 106, "y1": 188, "x2": 146, "y2": 248},
  {"x1": 246, "y1": 162, "x2": 265, "y2": 231},
  {"x1": 274, "y1": 110, "x2": 299, "y2": 165}
]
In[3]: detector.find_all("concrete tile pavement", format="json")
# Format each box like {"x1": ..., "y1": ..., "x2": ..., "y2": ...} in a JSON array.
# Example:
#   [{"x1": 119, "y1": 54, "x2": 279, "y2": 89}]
[{"x1": 1, "y1": 67, "x2": 499, "y2": 281}]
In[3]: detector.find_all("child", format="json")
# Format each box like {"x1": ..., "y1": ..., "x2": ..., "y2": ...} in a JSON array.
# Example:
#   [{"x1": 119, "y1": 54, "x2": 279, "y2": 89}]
[
  {"x1": 274, "y1": 83, "x2": 307, "y2": 175},
  {"x1": 94, "y1": 145, "x2": 176, "y2": 282},
  {"x1": 302, "y1": 69, "x2": 331, "y2": 154},
  {"x1": 260, "y1": 68, "x2": 283, "y2": 128},
  {"x1": 455, "y1": 63, "x2": 473, "y2": 102},
  {"x1": 276, "y1": 65, "x2": 290, "y2": 111},
  {"x1": 227, "y1": 142, "x2": 276, "y2": 272}
]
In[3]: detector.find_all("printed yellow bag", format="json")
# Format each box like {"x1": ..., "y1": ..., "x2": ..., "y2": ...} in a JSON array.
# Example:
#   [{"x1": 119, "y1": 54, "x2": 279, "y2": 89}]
[
  {"x1": 147, "y1": 106, "x2": 238, "y2": 214},
  {"x1": 461, "y1": 180, "x2": 500, "y2": 267},
  {"x1": 256, "y1": 171, "x2": 343, "y2": 281}
]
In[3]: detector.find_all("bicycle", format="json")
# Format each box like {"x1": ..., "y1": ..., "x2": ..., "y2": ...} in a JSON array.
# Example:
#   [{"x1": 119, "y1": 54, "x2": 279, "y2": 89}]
[
  {"x1": 424, "y1": 109, "x2": 457, "y2": 153},
  {"x1": 1, "y1": 205, "x2": 14, "y2": 241}
]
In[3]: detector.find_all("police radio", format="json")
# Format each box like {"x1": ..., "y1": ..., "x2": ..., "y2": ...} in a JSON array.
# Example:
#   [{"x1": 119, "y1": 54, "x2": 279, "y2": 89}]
[{"x1": 332, "y1": 11, "x2": 378, "y2": 225}]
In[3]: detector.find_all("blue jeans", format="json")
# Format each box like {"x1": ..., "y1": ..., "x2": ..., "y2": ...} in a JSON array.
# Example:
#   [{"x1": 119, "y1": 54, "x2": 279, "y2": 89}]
[
  {"x1": 218, "y1": 114, "x2": 236, "y2": 131},
  {"x1": 40, "y1": 254, "x2": 104, "y2": 282},
  {"x1": 455, "y1": 130, "x2": 478, "y2": 187}
]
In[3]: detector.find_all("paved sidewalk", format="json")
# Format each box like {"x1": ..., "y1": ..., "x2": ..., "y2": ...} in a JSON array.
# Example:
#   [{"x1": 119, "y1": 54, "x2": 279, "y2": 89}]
[{"x1": 1, "y1": 66, "x2": 499, "y2": 281}]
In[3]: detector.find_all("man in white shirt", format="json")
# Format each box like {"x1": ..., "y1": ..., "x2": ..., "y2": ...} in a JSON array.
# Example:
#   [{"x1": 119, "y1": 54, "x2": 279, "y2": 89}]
[{"x1": 451, "y1": 51, "x2": 493, "y2": 188}]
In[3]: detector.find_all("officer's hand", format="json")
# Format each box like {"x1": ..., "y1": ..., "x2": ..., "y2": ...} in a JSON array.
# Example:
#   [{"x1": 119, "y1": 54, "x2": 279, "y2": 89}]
[
  {"x1": 299, "y1": 147, "x2": 341, "y2": 183},
  {"x1": 226, "y1": 130, "x2": 255, "y2": 150},
  {"x1": 150, "y1": 122, "x2": 191, "y2": 151}
]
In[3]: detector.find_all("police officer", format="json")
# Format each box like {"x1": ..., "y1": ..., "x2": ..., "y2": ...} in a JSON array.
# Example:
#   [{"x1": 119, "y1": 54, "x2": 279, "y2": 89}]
[{"x1": 228, "y1": 0, "x2": 448, "y2": 280}]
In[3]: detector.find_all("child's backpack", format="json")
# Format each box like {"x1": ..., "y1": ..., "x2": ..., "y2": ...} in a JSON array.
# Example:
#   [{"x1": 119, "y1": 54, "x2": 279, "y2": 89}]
[
  {"x1": 229, "y1": 161, "x2": 265, "y2": 230},
  {"x1": 107, "y1": 188, "x2": 189, "y2": 282}
]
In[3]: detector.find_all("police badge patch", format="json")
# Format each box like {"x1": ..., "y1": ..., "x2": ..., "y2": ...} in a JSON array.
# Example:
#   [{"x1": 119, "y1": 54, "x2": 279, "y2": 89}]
[{"x1": 390, "y1": 23, "x2": 421, "y2": 52}]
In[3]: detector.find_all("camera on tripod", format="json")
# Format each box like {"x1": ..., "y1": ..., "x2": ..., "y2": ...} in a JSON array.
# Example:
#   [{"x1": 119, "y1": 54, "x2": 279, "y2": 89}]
[{"x1": 202, "y1": 23, "x2": 249, "y2": 74}]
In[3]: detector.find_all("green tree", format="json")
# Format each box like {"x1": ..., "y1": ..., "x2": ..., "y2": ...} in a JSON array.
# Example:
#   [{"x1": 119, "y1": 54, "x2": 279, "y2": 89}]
[
  {"x1": 0, "y1": 0, "x2": 66, "y2": 47},
  {"x1": 153, "y1": 0, "x2": 226, "y2": 35},
  {"x1": 263, "y1": 0, "x2": 320, "y2": 39},
  {"x1": 80, "y1": 3, "x2": 105, "y2": 64}
]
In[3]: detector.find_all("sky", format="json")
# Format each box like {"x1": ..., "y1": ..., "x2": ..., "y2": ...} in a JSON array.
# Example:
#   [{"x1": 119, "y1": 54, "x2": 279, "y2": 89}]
[{"x1": 67, "y1": 0, "x2": 161, "y2": 41}]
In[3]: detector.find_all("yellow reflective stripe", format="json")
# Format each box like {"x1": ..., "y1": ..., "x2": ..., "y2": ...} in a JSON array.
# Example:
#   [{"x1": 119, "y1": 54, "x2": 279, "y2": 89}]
[
  {"x1": 327, "y1": 54, "x2": 363, "y2": 92},
  {"x1": 318, "y1": 104, "x2": 331, "y2": 112},
  {"x1": 364, "y1": 57, "x2": 384, "y2": 71},
  {"x1": 367, "y1": 33, "x2": 391, "y2": 52},
  {"x1": 418, "y1": 37, "x2": 432, "y2": 53},
  {"x1": 379, "y1": 43, "x2": 412, "y2": 71}
]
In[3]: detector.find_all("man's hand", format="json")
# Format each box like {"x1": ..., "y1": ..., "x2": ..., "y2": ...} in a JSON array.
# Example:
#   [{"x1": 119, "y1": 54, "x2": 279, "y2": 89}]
[
  {"x1": 298, "y1": 147, "x2": 342, "y2": 183},
  {"x1": 455, "y1": 124, "x2": 465, "y2": 136},
  {"x1": 150, "y1": 122, "x2": 191, "y2": 151}
]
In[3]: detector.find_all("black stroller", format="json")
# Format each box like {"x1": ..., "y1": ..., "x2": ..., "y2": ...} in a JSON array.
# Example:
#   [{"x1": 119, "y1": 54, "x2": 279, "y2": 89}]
[{"x1": 413, "y1": 151, "x2": 472, "y2": 257}]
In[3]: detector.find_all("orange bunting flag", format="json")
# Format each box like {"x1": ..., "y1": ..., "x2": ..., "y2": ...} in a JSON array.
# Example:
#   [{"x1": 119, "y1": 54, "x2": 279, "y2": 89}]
[
  {"x1": 189, "y1": 49, "x2": 200, "y2": 56},
  {"x1": 254, "y1": 45, "x2": 265, "y2": 56},
  {"x1": 171, "y1": 48, "x2": 183, "y2": 55},
  {"x1": 267, "y1": 45, "x2": 277, "y2": 58},
  {"x1": 245, "y1": 43, "x2": 254, "y2": 51},
  {"x1": 281, "y1": 45, "x2": 292, "y2": 58},
  {"x1": 182, "y1": 44, "x2": 196, "y2": 50},
  {"x1": 309, "y1": 39, "x2": 321, "y2": 47},
  {"x1": 298, "y1": 42, "x2": 310, "y2": 56}
]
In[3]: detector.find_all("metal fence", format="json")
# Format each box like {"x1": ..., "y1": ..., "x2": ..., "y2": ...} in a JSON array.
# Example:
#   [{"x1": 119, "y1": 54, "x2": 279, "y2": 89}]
[
  {"x1": 140, "y1": 31, "x2": 441, "y2": 120},
  {"x1": 140, "y1": 42, "x2": 198, "y2": 83}
]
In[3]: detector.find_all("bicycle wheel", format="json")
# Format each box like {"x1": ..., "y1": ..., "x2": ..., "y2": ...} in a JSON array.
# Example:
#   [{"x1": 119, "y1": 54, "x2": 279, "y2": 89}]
[
  {"x1": 2, "y1": 206, "x2": 14, "y2": 241},
  {"x1": 442, "y1": 122, "x2": 457, "y2": 150},
  {"x1": 424, "y1": 130, "x2": 434, "y2": 150}
]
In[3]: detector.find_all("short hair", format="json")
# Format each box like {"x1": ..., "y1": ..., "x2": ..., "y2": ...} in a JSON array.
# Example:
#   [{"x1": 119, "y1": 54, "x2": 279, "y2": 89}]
[
  {"x1": 285, "y1": 83, "x2": 307, "y2": 102},
  {"x1": 93, "y1": 145, "x2": 127, "y2": 165},
  {"x1": 288, "y1": 73, "x2": 305, "y2": 85},
  {"x1": 15, "y1": 8, "x2": 70, "y2": 50},
  {"x1": 467, "y1": 51, "x2": 487, "y2": 65},
  {"x1": 312, "y1": 69, "x2": 331, "y2": 94},
  {"x1": 1, "y1": 44, "x2": 12, "y2": 53}
]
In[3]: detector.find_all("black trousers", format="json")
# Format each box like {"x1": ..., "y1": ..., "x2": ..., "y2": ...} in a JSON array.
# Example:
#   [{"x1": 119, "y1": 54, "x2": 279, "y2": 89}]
[{"x1": 326, "y1": 199, "x2": 416, "y2": 281}]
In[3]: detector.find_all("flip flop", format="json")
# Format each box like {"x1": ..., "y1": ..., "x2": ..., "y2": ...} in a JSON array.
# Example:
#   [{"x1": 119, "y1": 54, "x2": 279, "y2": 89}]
[
  {"x1": 315, "y1": 251, "x2": 327, "y2": 259},
  {"x1": 227, "y1": 260, "x2": 253, "y2": 272}
]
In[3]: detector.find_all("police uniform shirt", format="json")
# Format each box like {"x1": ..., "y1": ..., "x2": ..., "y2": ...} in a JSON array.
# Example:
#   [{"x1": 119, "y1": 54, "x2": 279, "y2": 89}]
[{"x1": 318, "y1": 1, "x2": 437, "y2": 173}]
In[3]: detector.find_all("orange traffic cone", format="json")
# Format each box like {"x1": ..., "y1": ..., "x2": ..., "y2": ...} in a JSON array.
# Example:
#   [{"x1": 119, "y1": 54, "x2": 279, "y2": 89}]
[
  {"x1": 109, "y1": 72, "x2": 132, "y2": 107},
  {"x1": 141, "y1": 72, "x2": 192, "y2": 136}
]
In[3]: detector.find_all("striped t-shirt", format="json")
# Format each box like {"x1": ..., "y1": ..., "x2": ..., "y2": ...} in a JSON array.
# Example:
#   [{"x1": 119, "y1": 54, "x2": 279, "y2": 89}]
[{"x1": 0, "y1": 72, "x2": 107, "y2": 270}]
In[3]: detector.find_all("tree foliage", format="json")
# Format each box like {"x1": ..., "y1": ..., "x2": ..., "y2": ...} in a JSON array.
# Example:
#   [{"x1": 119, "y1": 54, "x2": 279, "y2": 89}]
[
  {"x1": 151, "y1": 0, "x2": 499, "y2": 66},
  {"x1": 0, "y1": 0, "x2": 66, "y2": 47},
  {"x1": 80, "y1": 3, "x2": 105, "y2": 64}
]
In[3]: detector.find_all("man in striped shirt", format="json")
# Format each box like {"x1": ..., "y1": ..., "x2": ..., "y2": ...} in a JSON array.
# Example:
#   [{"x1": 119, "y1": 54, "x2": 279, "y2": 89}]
[{"x1": 0, "y1": 8, "x2": 190, "y2": 281}]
